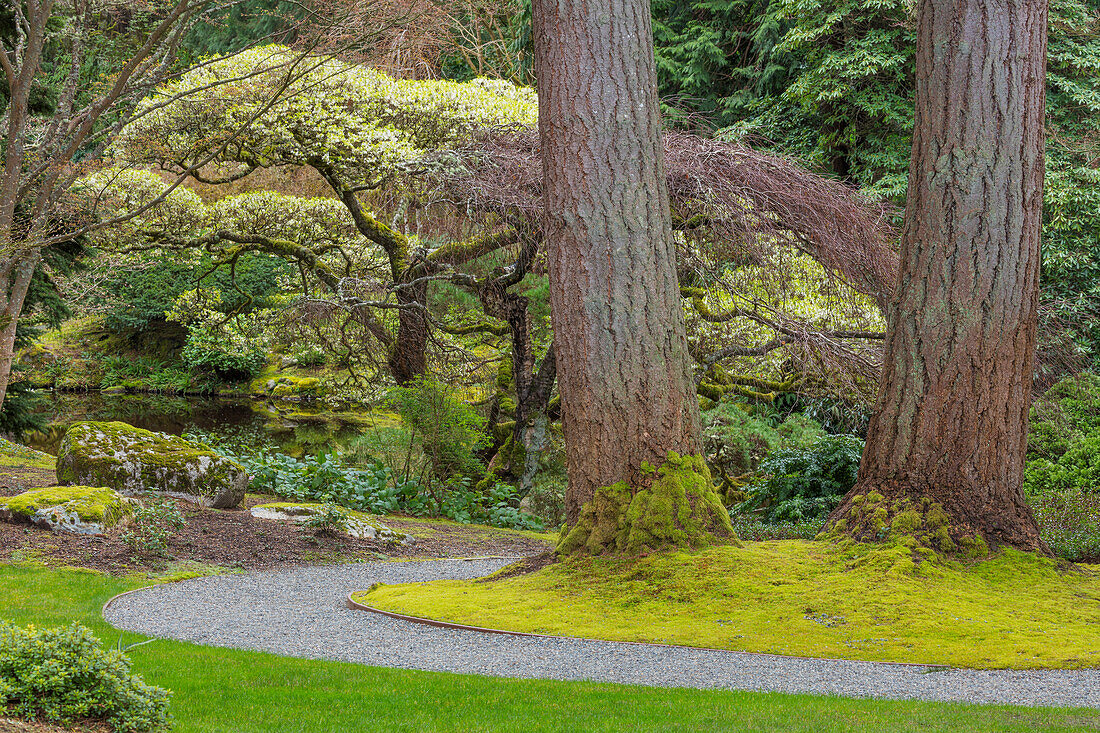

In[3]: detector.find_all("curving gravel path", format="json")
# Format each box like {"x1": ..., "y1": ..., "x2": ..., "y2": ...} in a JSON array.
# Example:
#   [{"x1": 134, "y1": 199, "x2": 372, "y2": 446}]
[{"x1": 103, "y1": 558, "x2": 1100, "y2": 709}]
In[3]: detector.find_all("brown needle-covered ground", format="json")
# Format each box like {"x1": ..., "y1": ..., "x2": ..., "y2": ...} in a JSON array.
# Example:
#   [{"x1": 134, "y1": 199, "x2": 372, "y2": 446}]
[
  {"x1": 0, "y1": 459, "x2": 553, "y2": 577},
  {"x1": 0, "y1": 717, "x2": 111, "y2": 733}
]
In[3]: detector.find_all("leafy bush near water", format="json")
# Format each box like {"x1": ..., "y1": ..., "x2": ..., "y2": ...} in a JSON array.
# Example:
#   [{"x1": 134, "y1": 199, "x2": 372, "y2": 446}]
[
  {"x1": 241, "y1": 451, "x2": 543, "y2": 531},
  {"x1": 0, "y1": 623, "x2": 171, "y2": 732},
  {"x1": 179, "y1": 323, "x2": 267, "y2": 380}
]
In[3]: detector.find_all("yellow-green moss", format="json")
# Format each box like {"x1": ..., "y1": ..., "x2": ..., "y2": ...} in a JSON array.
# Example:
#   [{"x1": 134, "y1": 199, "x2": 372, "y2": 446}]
[
  {"x1": 0, "y1": 437, "x2": 55, "y2": 470},
  {"x1": 0, "y1": 485, "x2": 131, "y2": 525},
  {"x1": 557, "y1": 452, "x2": 737, "y2": 556},
  {"x1": 249, "y1": 367, "x2": 327, "y2": 400},
  {"x1": 824, "y1": 493, "x2": 987, "y2": 558},
  {"x1": 57, "y1": 421, "x2": 246, "y2": 507},
  {"x1": 355, "y1": 541, "x2": 1100, "y2": 669}
]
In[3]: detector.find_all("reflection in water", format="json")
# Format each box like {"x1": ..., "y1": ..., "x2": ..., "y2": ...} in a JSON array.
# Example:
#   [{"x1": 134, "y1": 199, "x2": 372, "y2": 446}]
[{"x1": 28, "y1": 392, "x2": 400, "y2": 464}]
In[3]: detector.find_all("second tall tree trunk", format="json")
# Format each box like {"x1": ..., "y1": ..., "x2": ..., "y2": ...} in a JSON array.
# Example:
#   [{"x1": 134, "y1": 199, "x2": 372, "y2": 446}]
[{"x1": 827, "y1": 0, "x2": 1049, "y2": 552}]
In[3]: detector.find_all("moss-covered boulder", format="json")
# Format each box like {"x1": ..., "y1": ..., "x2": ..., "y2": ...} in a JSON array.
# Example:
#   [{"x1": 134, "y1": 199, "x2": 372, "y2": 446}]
[
  {"x1": 0, "y1": 485, "x2": 133, "y2": 535},
  {"x1": 56, "y1": 421, "x2": 248, "y2": 508},
  {"x1": 250, "y1": 502, "x2": 412, "y2": 543},
  {"x1": 248, "y1": 371, "x2": 324, "y2": 400}
]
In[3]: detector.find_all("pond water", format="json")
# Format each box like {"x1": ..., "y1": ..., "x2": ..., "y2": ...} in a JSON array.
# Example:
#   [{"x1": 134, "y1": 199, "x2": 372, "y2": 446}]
[{"x1": 28, "y1": 391, "x2": 402, "y2": 464}]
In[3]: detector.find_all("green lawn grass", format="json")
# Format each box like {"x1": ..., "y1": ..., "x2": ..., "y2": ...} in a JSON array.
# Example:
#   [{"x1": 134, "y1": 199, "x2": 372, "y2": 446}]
[
  {"x1": 3, "y1": 562, "x2": 1100, "y2": 732},
  {"x1": 358, "y1": 541, "x2": 1100, "y2": 669}
]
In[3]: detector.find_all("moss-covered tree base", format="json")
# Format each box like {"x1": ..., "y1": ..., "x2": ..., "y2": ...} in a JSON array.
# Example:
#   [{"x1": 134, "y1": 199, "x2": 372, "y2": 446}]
[
  {"x1": 557, "y1": 452, "x2": 738, "y2": 556},
  {"x1": 822, "y1": 489, "x2": 997, "y2": 559}
]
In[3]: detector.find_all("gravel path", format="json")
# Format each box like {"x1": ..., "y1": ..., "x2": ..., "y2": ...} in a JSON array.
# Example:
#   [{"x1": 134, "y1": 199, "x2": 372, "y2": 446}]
[{"x1": 103, "y1": 558, "x2": 1100, "y2": 709}]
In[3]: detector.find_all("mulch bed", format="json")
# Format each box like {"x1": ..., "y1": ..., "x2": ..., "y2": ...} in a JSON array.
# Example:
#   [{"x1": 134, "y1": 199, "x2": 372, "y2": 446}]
[
  {"x1": 0, "y1": 718, "x2": 111, "y2": 733},
  {"x1": 0, "y1": 465, "x2": 56, "y2": 494},
  {"x1": 0, "y1": 480, "x2": 553, "y2": 576}
]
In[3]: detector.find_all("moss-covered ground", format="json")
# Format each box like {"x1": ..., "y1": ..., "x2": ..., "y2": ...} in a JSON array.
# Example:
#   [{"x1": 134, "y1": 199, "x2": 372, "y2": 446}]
[
  {"x1": 4, "y1": 562, "x2": 1100, "y2": 732},
  {"x1": 357, "y1": 541, "x2": 1100, "y2": 669},
  {"x1": 0, "y1": 437, "x2": 56, "y2": 489}
]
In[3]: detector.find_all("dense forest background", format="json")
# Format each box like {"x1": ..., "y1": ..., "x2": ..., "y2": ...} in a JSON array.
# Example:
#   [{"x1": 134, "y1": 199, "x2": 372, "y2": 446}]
[{"x1": 4, "y1": 0, "x2": 1100, "y2": 556}]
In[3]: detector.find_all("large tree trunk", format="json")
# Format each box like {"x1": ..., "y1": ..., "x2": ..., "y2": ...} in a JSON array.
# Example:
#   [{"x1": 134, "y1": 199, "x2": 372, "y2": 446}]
[
  {"x1": 827, "y1": 0, "x2": 1048, "y2": 553},
  {"x1": 533, "y1": 0, "x2": 732, "y2": 554}
]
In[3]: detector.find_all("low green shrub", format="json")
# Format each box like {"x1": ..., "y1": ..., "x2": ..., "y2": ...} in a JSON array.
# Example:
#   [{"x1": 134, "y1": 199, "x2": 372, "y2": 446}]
[
  {"x1": 1024, "y1": 431, "x2": 1100, "y2": 495},
  {"x1": 1022, "y1": 371, "x2": 1100, "y2": 561},
  {"x1": 444, "y1": 481, "x2": 544, "y2": 531},
  {"x1": 1028, "y1": 371, "x2": 1100, "y2": 460},
  {"x1": 1027, "y1": 487, "x2": 1100, "y2": 562},
  {"x1": 180, "y1": 324, "x2": 266, "y2": 380},
  {"x1": 241, "y1": 450, "x2": 543, "y2": 531},
  {"x1": 302, "y1": 502, "x2": 353, "y2": 536},
  {"x1": 293, "y1": 347, "x2": 327, "y2": 368},
  {"x1": 0, "y1": 622, "x2": 171, "y2": 732},
  {"x1": 119, "y1": 499, "x2": 187, "y2": 557},
  {"x1": 701, "y1": 405, "x2": 782, "y2": 480},
  {"x1": 701, "y1": 402, "x2": 826, "y2": 496},
  {"x1": 735, "y1": 434, "x2": 864, "y2": 523}
]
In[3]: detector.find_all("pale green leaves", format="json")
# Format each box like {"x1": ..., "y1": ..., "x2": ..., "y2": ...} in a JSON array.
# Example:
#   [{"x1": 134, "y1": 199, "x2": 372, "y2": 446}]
[{"x1": 113, "y1": 45, "x2": 537, "y2": 187}]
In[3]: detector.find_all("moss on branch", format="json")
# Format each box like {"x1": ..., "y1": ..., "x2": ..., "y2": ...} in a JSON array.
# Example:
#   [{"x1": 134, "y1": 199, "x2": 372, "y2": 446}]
[
  {"x1": 427, "y1": 230, "x2": 518, "y2": 267},
  {"x1": 438, "y1": 320, "x2": 510, "y2": 337}
]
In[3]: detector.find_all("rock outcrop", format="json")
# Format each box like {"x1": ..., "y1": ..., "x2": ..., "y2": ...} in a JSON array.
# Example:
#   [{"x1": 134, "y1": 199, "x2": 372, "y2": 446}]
[
  {"x1": 250, "y1": 501, "x2": 412, "y2": 543},
  {"x1": 0, "y1": 485, "x2": 133, "y2": 535},
  {"x1": 57, "y1": 421, "x2": 248, "y2": 508}
]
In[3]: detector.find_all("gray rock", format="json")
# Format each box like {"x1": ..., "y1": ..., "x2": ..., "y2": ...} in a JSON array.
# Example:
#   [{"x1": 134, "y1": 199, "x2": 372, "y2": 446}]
[
  {"x1": 57, "y1": 421, "x2": 248, "y2": 508},
  {"x1": 250, "y1": 502, "x2": 413, "y2": 544},
  {"x1": 0, "y1": 485, "x2": 134, "y2": 535}
]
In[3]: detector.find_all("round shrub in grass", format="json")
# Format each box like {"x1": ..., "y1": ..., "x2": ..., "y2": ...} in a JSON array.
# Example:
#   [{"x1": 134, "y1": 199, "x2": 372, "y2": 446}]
[
  {"x1": 736, "y1": 434, "x2": 864, "y2": 523},
  {"x1": 0, "y1": 622, "x2": 170, "y2": 732}
]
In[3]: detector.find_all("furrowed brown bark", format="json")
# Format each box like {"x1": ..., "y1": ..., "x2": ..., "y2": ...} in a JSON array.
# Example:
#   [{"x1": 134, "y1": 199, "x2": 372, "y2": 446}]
[
  {"x1": 533, "y1": 0, "x2": 716, "y2": 530},
  {"x1": 828, "y1": 0, "x2": 1049, "y2": 551}
]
